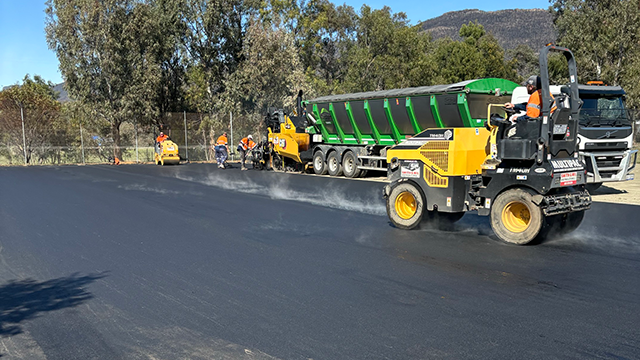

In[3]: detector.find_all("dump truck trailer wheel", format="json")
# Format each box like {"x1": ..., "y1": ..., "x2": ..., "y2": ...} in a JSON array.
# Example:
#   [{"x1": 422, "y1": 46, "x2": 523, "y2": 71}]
[
  {"x1": 387, "y1": 182, "x2": 425, "y2": 230},
  {"x1": 491, "y1": 188, "x2": 545, "y2": 245},
  {"x1": 327, "y1": 151, "x2": 343, "y2": 177},
  {"x1": 342, "y1": 151, "x2": 360, "y2": 178},
  {"x1": 313, "y1": 151, "x2": 328, "y2": 175}
]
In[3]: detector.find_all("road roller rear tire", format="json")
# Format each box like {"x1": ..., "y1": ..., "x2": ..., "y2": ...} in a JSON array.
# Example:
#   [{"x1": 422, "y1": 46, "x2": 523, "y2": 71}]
[
  {"x1": 387, "y1": 182, "x2": 425, "y2": 230},
  {"x1": 491, "y1": 188, "x2": 544, "y2": 245}
]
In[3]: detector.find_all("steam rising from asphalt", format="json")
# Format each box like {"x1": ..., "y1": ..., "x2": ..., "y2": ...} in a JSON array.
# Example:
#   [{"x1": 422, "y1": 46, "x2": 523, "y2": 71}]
[
  {"x1": 174, "y1": 172, "x2": 386, "y2": 216},
  {"x1": 553, "y1": 228, "x2": 640, "y2": 254},
  {"x1": 119, "y1": 184, "x2": 203, "y2": 196}
]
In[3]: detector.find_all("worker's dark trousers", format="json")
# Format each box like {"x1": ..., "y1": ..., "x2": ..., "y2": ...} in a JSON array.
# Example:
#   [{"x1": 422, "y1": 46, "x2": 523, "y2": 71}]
[{"x1": 239, "y1": 149, "x2": 247, "y2": 168}]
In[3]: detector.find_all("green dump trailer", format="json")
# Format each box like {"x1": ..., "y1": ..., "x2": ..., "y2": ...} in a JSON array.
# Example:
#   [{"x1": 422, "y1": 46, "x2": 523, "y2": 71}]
[{"x1": 286, "y1": 78, "x2": 519, "y2": 177}]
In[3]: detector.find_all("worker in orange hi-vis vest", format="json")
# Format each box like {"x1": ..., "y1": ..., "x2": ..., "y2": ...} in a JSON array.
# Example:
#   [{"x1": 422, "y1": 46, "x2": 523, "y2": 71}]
[
  {"x1": 214, "y1": 132, "x2": 229, "y2": 169},
  {"x1": 237, "y1": 135, "x2": 257, "y2": 170},
  {"x1": 504, "y1": 75, "x2": 557, "y2": 123},
  {"x1": 156, "y1": 132, "x2": 168, "y2": 143}
]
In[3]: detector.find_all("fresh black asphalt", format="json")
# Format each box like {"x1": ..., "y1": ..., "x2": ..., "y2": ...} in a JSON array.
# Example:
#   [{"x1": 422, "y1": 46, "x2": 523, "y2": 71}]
[{"x1": 0, "y1": 163, "x2": 639, "y2": 359}]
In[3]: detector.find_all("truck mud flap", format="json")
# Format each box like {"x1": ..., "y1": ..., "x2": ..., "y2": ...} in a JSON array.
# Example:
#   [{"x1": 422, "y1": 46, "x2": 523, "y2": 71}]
[{"x1": 541, "y1": 190, "x2": 591, "y2": 216}]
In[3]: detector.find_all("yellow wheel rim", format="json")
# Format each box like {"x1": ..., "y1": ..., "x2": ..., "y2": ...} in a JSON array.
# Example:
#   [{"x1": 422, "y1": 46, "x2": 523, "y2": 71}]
[
  {"x1": 502, "y1": 201, "x2": 531, "y2": 233},
  {"x1": 395, "y1": 191, "x2": 417, "y2": 220}
]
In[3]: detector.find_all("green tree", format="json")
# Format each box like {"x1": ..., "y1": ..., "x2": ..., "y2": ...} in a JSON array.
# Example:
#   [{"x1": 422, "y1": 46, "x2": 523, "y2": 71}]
[
  {"x1": 182, "y1": 0, "x2": 257, "y2": 111},
  {"x1": 0, "y1": 75, "x2": 61, "y2": 164},
  {"x1": 507, "y1": 44, "x2": 538, "y2": 82},
  {"x1": 220, "y1": 17, "x2": 312, "y2": 136},
  {"x1": 46, "y1": 0, "x2": 161, "y2": 159},
  {"x1": 342, "y1": 6, "x2": 434, "y2": 92},
  {"x1": 253, "y1": 0, "x2": 357, "y2": 95},
  {"x1": 150, "y1": 0, "x2": 189, "y2": 115},
  {"x1": 428, "y1": 22, "x2": 517, "y2": 84},
  {"x1": 551, "y1": 0, "x2": 640, "y2": 105}
]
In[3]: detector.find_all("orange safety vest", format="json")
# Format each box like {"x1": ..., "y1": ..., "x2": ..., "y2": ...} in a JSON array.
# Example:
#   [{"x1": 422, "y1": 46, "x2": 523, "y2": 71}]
[
  {"x1": 238, "y1": 137, "x2": 256, "y2": 151},
  {"x1": 156, "y1": 134, "x2": 168, "y2": 143},
  {"x1": 526, "y1": 90, "x2": 557, "y2": 118},
  {"x1": 216, "y1": 135, "x2": 228, "y2": 146}
]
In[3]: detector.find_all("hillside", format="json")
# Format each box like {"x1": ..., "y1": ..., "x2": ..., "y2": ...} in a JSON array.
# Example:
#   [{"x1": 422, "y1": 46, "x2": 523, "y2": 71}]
[
  {"x1": 420, "y1": 9, "x2": 556, "y2": 50},
  {"x1": 53, "y1": 82, "x2": 70, "y2": 102}
]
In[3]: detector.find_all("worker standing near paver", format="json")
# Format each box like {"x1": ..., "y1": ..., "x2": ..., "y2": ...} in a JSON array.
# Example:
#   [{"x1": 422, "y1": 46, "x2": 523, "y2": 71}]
[
  {"x1": 215, "y1": 132, "x2": 229, "y2": 169},
  {"x1": 237, "y1": 135, "x2": 257, "y2": 170}
]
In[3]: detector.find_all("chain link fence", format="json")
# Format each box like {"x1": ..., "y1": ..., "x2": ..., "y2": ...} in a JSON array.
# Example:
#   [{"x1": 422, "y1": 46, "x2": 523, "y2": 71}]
[{"x1": 0, "y1": 111, "x2": 265, "y2": 165}]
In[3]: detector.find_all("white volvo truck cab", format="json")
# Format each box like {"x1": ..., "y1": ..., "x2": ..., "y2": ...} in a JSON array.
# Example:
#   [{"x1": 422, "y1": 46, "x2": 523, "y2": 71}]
[{"x1": 512, "y1": 82, "x2": 637, "y2": 192}]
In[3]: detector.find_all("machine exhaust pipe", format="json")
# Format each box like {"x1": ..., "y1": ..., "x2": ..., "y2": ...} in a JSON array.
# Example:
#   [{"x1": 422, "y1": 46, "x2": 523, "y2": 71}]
[{"x1": 297, "y1": 90, "x2": 303, "y2": 117}]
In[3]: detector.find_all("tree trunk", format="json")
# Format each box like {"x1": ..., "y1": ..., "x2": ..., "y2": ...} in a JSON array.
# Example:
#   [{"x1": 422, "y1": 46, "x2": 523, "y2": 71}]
[{"x1": 112, "y1": 121, "x2": 122, "y2": 160}]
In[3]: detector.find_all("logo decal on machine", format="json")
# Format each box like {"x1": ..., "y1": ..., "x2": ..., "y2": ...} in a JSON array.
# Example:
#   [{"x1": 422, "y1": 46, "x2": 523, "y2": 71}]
[
  {"x1": 400, "y1": 160, "x2": 420, "y2": 178},
  {"x1": 550, "y1": 159, "x2": 583, "y2": 171},
  {"x1": 395, "y1": 129, "x2": 454, "y2": 149},
  {"x1": 560, "y1": 172, "x2": 577, "y2": 186}
]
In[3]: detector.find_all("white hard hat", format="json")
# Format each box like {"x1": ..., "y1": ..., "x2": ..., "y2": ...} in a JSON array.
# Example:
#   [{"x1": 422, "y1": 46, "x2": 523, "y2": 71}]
[{"x1": 248, "y1": 135, "x2": 253, "y2": 140}]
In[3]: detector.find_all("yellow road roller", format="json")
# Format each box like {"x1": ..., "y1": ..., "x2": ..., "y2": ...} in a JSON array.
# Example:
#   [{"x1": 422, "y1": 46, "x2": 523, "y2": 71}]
[{"x1": 154, "y1": 140, "x2": 180, "y2": 165}]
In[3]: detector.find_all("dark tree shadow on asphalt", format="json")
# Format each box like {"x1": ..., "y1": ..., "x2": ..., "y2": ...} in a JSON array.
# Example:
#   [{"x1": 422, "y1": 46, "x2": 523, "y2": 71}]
[{"x1": 0, "y1": 272, "x2": 108, "y2": 338}]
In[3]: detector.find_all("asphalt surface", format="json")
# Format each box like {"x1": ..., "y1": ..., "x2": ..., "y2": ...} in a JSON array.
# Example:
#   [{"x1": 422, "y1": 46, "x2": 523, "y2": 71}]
[{"x1": 0, "y1": 163, "x2": 639, "y2": 359}]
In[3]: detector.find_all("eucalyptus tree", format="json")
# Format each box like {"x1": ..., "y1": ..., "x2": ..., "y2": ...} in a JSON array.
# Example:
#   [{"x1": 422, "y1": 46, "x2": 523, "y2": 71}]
[{"x1": 46, "y1": 0, "x2": 161, "y2": 159}]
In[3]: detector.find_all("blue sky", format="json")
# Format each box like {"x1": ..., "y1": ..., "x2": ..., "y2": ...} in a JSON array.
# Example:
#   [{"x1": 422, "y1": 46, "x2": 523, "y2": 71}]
[{"x1": 0, "y1": 0, "x2": 551, "y2": 88}]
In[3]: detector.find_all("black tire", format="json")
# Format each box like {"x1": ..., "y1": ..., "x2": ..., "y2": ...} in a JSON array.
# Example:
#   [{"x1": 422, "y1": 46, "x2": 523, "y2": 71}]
[
  {"x1": 491, "y1": 188, "x2": 545, "y2": 245},
  {"x1": 585, "y1": 182, "x2": 602, "y2": 193},
  {"x1": 313, "y1": 151, "x2": 328, "y2": 175},
  {"x1": 387, "y1": 182, "x2": 425, "y2": 230},
  {"x1": 327, "y1": 151, "x2": 343, "y2": 177},
  {"x1": 342, "y1": 151, "x2": 360, "y2": 178}
]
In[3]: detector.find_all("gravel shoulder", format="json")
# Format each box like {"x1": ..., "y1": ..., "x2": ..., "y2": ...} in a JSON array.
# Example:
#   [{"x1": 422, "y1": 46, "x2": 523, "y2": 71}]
[{"x1": 589, "y1": 173, "x2": 640, "y2": 205}]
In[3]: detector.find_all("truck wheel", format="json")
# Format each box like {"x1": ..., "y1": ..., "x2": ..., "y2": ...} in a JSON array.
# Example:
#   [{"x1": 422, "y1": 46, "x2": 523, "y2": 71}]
[
  {"x1": 342, "y1": 151, "x2": 360, "y2": 178},
  {"x1": 586, "y1": 183, "x2": 602, "y2": 193},
  {"x1": 313, "y1": 152, "x2": 328, "y2": 175},
  {"x1": 387, "y1": 182, "x2": 425, "y2": 230},
  {"x1": 491, "y1": 188, "x2": 544, "y2": 245},
  {"x1": 327, "y1": 152, "x2": 343, "y2": 176}
]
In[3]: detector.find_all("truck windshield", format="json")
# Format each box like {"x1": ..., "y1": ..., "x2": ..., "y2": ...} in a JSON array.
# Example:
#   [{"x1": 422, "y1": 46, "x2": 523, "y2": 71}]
[{"x1": 579, "y1": 96, "x2": 630, "y2": 127}]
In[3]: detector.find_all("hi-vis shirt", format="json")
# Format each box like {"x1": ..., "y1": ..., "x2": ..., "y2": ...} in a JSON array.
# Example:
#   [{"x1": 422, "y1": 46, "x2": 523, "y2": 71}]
[
  {"x1": 526, "y1": 90, "x2": 557, "y2": 118},
  {"x1": 216, "y1": 135, "x2": 228, "y2": 146},
  {"x1": 238, "y1": 137, "x2": 256, "y2": 151}
]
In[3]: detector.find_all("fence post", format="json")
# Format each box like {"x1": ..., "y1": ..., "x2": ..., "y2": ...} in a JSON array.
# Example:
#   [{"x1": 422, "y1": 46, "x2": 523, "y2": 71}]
[
  {"x1": 202, "y1": 125, "x2": 208, "y2": 161},
  {"x1": 184, "y1": 111, "x2": 188, "y2": 162},
  {"x1": 20, "y1": 105, "x2": 27, "y2": 165},
  {"x1": 134, "y1": 119, "x2": 139, "y2": 163},
  {"x1": 80, "y1": 123, "x2": 85, "y2": 164}
]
